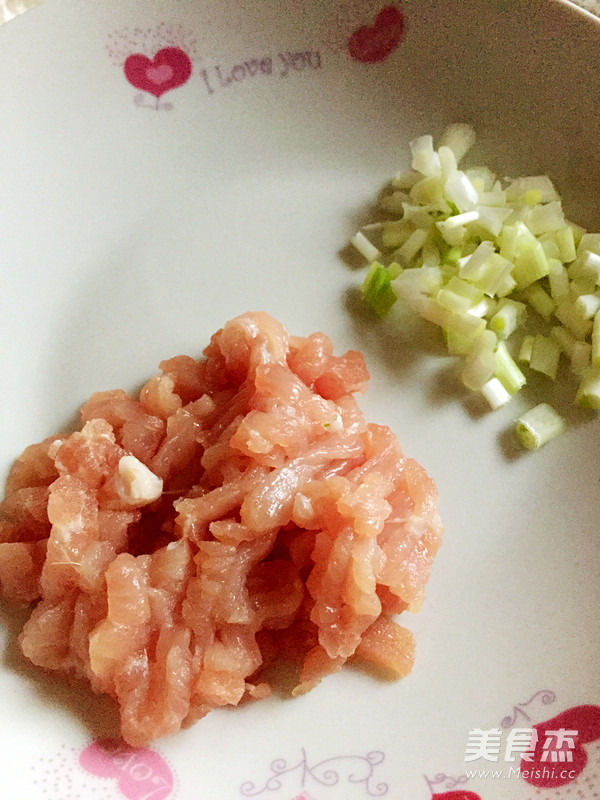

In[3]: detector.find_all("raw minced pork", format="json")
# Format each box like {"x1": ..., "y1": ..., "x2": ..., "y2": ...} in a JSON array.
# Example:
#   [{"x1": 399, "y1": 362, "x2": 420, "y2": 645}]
[{"x1": 0, "y1": 312, "x2": 442, "y2": 746}]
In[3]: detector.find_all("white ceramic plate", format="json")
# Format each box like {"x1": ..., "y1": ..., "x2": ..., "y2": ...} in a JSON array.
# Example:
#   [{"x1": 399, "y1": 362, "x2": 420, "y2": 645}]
[{"x1": 1, "y1": 1, "x2": 599, "y2": 798}]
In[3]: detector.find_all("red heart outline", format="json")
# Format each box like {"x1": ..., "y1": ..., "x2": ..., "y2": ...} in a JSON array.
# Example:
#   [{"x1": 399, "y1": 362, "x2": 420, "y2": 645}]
[
  {"x1": 348, "y1": 5, "x2": 405, "y2": 64},
  {"x1": 124, "y1": 47, "x2": 192, "y2": 98},
  {"x1": 432, "y1": 792, "x2": 482, "y2": 800}
]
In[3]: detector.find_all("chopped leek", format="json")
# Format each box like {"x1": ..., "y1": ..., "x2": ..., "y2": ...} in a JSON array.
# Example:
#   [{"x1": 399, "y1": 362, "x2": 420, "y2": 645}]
[
  {"x1": 481, "y1": 377, "x2": 512, "y2": 409},
  {"x1": 350, "y1": 123, "x2": 600, "y2": 450},
  {"x1": 529, "y1": 335, "x2": 561, "y2": 380},
  {"x1": 515, "y1": 404, "x2": 565, "y2": 449},
  {"x1": 351, "y1": 231, "x2": 380, "y2": 263},
  {"x1": 361, "y1": 262, "x2": 398, "y2": 318}
]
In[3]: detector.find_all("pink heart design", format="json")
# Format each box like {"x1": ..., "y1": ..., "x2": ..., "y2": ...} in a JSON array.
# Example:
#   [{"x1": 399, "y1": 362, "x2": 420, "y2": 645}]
[
  {"x1": 124, "y1": 47, "x2": 192, "y2": 98},
  {"x1": 146, "y1": 64, "x2": 174, "y2": 85},
  {"x1": 348, "y1": 5, "x2": 405, "y2": 64},
  {"x1": 79, "y1": 738, "x2": 174, "y2": 800}
]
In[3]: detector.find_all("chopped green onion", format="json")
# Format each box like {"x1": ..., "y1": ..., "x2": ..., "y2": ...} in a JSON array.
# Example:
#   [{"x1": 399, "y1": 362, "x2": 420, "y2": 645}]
[
  {"x1": 381, "y1": 191, "x2": 410, "y2": 214},
  {"x1": 438, "y1": 144, "x2": 458, "y2": 178},
  {"x1": 460, "y1": 328, "x2": 496, "y2": 380},
  {"x1": 386, "y1": 261, "x2": 403, "y2": 279},
  {"x1": 512, "y1": 240, "x2": 550, "y2": 289},
  {"x1": 575, "y1": 367, "x2": 600, "y2": 409},
  {"x1": 554, "y1": 299, "x2": 594, "y2": 339},
  {"x1": 521, "y1": 284, "x2": 556, "y2": 319},
  {"x1": 351, "y1": 231, "x2": 381, "y2": 263},
  {"x1": 438, "y1": 123, "x2": 476, "y2": 163},
  {"x1": 397, "y1": 227, "x2": 429, "y2": 263},
  {"x1": 578, "y1": 232, "x2": 600, "y2": 256},
  {"x1": 529, "y1": 335, "x2": 561, "y2": 380},
  {"x1": 505, "y1": 176, "x2": 558, "y2": 203},
  {"x1": 515, "y1": 403, "x2": 565, "y2": 449},
  {"x1": 571, "y1": 340, "x2": 591, "y2": 375},
  {"x1": 555, "y1": 226, "x2": 577, "y2": 263},
  {"x1": 518, "y1": 335, "x2": 535, "y2": 363},
  {"x1": 351, "y1": 124, "x2": 600, "y2": 446},
  {"x1": 548, "y1": 259, "x2": 570, "y2": 300},
  {"x1": 526, "y1": 201, "x2": 565, "y2": 235},
  {"x1": 444, "y1": 171, "x2": 479, "y2": 212},
  {"x1": 442, "y1": 246, "x2": 464, "y2": 267},
  {"x1": 481, "y1": 377, "x2": 512, "y2": 409},
  {"x1": 592, "y1": 310, "x2": 600, "y2": 367},
  {"x1": 494, "y1": 341, "x2": 527, "y2": 394},
  {"x1": 410, "y1": 134, "x2": 441, "y2": 176},
  {"x1": 550, "y1": 325, "x2": 576, "y2": 359},
  {"x1": 575, "y1": 293, "x2": 600, "y2": 320},
  {"x1": 382, "y1": 220, "x2": 413, "y2": 249},
  {"x1": 361, "y1": 262, "x2": 397, "y2": 318},
  {"x1": 436, "y1": 287, "x2": 472, "y2": 313},
  {"x1": 391, "y1": 170, "x2": 420, "y2": 190}
]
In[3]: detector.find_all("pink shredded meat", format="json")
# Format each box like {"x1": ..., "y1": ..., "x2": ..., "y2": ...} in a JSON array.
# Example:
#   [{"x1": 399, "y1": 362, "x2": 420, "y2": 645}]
[{"x1": 0, "y1": 312, "x2": 443, "y2": 746}]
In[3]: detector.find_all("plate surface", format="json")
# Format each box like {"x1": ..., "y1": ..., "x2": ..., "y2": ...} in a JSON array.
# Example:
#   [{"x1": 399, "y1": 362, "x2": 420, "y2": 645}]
[{"x1": 0, "y1": 1, "x2": 599, "y2": 798}]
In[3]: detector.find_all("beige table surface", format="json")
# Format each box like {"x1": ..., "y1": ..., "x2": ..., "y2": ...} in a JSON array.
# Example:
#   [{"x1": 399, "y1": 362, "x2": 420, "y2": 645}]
[{"x1": 1, "y1": 0, "x2": 600, "y2": 25}]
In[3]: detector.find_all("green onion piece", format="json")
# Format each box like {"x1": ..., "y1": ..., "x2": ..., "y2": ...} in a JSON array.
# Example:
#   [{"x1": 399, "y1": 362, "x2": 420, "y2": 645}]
[
  {"x1": 436, "y1": 287, "x2": 472, "y2": 313},
  {"x1": 442, "y1": 245, "x2": 464, "y2": 267},
  {"x1": 438, "y1": 144, "x2": 458, "y2": 179},
  {"x1": 410, "y1": 175, "x2": 445, "y2": 205},
  {"x1": 444, "y1": 309, "x2": 486, "y2": 340},
  {"x1": 581, "y1": 251, "x2": 600, "y2": 283},
  {"x1": 391, "y1": 170, "x2": 420, "y2": 190},
  {"x1": 548, "y1": 259, "x2": 570, "y2": 300},
  {"x1": 554, "y1": 300, "x2": 594, "y2": 339},
  {"x1": 461, "y1": 330, "x2": 497, "y2": 391},
  {"x1": 436, "y1": 219, "x2": 468, "y2": 246},
  {"x1": 444, "y1": 276, "x2": 484, "y2": 304},
  {"x1": 521, "y1": 284, "x2": 556, "y2": 320},
  {"x1": 550, "y1": 325, "x2": 576, "y2": 359},
  {"x1": 495, "y1": 273, "x2": 517, "y2": 298},
  {"x1": 469, "y1": 296, "x2": 497, "y2": 318},
  {"x1": 361, "y1": 262, "x2": 397, "y2": 318},
  {"x1": 577, "y1": 232, "x2": 600, "y2": 256},
  {"x1": 518, "y1": 335, "x2": 535, "y2": 363},
  {"x1": 506, "y1": 176, "x2": 558, "y2": 203},
  {"x1": 511, "y1": 240, "x2": 550, "y2": 289},
  {"x1": 529, "y1": 335, "x2": 561, "y2": 380},
  {"x1": 526, "y1": 200, "x2": 565, "y2": 235},
  {"x1": 438, "y1": 123, "x2": 476, "y2": 163},
  {"x1": 569, "y1": 221, "x2": 586, "y2": 248},
  {"x1": 555, "y1": 226, "x2": 577, "y2": 263},
  {"x1": 515, "y1": 403, "x2": 565, "y2": 449},
  {"x1": 481, "y1": 376, "x2": 512, "y2": 409},
  {"x1": 444, "y1": 329, "x2": 473, "y2": 355},
  {"x1": 592, "y1": 310, "x2": 600, "y2": 367},
  {"x1": 386, "y1": 261, "x2": 403, "y2": 279},
  {"x1": 521, "y1": 189, "x2": 543, "y2": 206},
  {"x1": 494, "y1": 341, "x2": 527, "y2": 394},
  {"x1": 575, "y1": 293, "x2": 600, "y2": 320},
  {"x1": 398, "y1": 228, "x2": 429, "y2": 263},
  {"x1": 540, "y1": 234, "x2": 561, "y2": 260},
  {"x1": 382, "y1": 220, "x2": 413, "y2": 249},
  {"x1": 380, "y1": 191, "x2": 410, "y2": 214},
  {"x1": 421, "y1": 240, "x2": 441, "y2": 267},
  {"x1": 352, "y1": 231, "x2": 381, "y2": 263},
  {"x1": 571, "y1": 340, "x2": 591, "y2": 376},
  {"x1": 499, "y1": 224, "x2": 518, "y2": 261},
  {"x1": 576, "y1": 367, "x2": 600, "y2": 408},
  {"x1": 490, "y1": 300, "x2": 527, "y2": 339}
]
